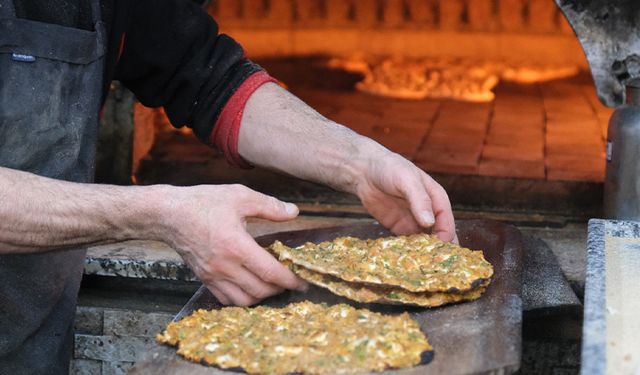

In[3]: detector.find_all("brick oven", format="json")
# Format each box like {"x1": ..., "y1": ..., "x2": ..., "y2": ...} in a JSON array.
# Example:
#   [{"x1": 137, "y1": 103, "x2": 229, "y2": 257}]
[{"x1": 95, "y1": 0, "x2": 610, "y2": 219}]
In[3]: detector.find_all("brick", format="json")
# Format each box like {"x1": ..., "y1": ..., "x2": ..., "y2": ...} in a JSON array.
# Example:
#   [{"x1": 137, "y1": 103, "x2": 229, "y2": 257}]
[
  {"x1": 332, "y1": 108, "x2": 381, "y2": 130},
  {"x1": 74, "y1": 335, "x2": 154, "y2": 363},
  {"x1": 382, "y1": 0, "x2": 405, "y2": 27},
  {"x1": 491, "y1": 111, "x2": 544, "y2": 128},
  {"x1": 499, "y1": 0, "x2": 525, "y2": 31},
  {"x1": 244, "y1": 1, "x2": 269, "y2": 21},
  {"x1": 103, "y1": 310, "x2": 173, "y2": 338},
  {"x1": 351, "y1": 117, "x2": 430, "y2": 158},
  {"x1": 546, "y1": 143, "x2": 605, "y2": 157},
  {"x1": 406, "y1": 0, "x2": 436, "y2": 25},
  {"x1": 355, "y1": 0, "x2": 378, "y2": 27},
  {"x1": 214, "y1": 0, "x2": 243, "y2": 27},
  {"x1": 326, "y1": 0, "x2": 354, "y2": 26},
  {"x1": 382, "y1": 100, "x2": 441, "y2": 122},
  {"x1": 70, "y1": 359, "x2": 101, "y2": 375},
  {"x1": 439, "y1": 0, "x2": 465, "y2": 29},
  {"x1": 467, "y1": 0, "x2": 495, "y2": 30},
  {"x1": 479, "y1": 158, "x2": 546, "y2": 179},
  {"x1": 546, "y1": 154, "x2": 605, "y2": 182},
  {"x1": 482, "y1": 143, "x2": 544, "y2": 161},
  {"x1": 75, "y1": 306, "x2": 104, "y2": 336},
  {"x1": 528, "y1": 0, "x2": 558, "y2": 32},
  {"x1": 264, "y1": 0, "x2": 295, "y2": 25},
  {"x1": 415, "y1": 148, "x2": 480, "y2": 175},
  {"x1": 296, "y1": 0, "x2": 328, "y2": 26}
]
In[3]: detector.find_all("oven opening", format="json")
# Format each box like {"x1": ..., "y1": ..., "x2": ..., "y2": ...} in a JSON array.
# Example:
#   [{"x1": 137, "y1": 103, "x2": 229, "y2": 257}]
[{"x1": 102, "y1": 0, "x2": 610, "y2": 219}]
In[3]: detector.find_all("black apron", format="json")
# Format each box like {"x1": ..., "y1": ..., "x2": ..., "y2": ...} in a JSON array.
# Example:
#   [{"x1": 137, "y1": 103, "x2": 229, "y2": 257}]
[{"x1": 0, "y1": 0, "x2": 105, "y2": 373}]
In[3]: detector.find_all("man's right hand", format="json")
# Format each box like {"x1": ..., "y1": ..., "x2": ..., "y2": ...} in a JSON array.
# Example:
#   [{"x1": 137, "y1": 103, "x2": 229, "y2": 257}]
[{"x1": 157, "y1": 184, "x2": 308, "y2": 306}]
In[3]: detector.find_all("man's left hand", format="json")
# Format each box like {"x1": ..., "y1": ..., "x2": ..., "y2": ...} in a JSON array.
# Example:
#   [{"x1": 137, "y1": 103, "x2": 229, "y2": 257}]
[{"x1": 353, "y1": 151, "x2": 457, "y2": 243}]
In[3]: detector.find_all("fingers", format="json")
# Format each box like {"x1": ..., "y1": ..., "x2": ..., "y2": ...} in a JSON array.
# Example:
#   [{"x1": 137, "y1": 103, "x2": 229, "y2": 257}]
[
  {"x1": 234, "y1": 266, "x2": 285, "y2": 299},
  {"x1": 396, "y1": 176, "x2": 436, "y2": 229},
  {"x1": 207, "y1": 286, "x2": 231, "y2": 305},
  {"x1": 201, "y1": 262, "x2": 285, "y2": 306},
  {"x1": 234, "y1": 186, "x2": 299, "y2": 222},
  {"x1": 216, "y1": 280, "x2": 260, "y2": 307},
  {"x1": 421, "y1": 174, "x2": 456, "y2": 243},
  {"x1": 236, "y1": 232, "x2": 308, "y2": 291}
]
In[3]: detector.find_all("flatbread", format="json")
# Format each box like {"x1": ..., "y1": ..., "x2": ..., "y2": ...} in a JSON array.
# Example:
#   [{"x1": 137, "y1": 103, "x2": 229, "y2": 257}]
[
  {"x1": 270, "y1": 234, "x2": 493, "y2": 293},
  {"x1": 157, "y1": 301, "x2": 433, "y2": 375},
  {"x1": 286, "y1": 261, "x2": 489, "y2": 307}
]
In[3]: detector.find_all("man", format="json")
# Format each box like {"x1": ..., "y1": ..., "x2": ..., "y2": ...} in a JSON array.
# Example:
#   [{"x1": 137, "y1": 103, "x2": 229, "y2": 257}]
[{"x1": 0, "y1": 0, "x2": 455, "y2": 373}]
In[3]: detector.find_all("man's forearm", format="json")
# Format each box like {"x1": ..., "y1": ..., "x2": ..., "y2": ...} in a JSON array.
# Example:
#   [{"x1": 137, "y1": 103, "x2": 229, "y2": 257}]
[
  {"x1": 238, "y1": 83, "x2": 387, "y2": 194},
  {"x1": 0, "y1": 167, "x2": 165, "y2": 253}
]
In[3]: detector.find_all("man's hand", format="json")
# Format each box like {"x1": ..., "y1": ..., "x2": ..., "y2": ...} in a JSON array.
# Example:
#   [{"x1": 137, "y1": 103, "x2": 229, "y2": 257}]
[
  {"x1": 158, "y1": 184, "x2": 308, "y2": 306},
  {"x1": 238, "y1": 83, "x2": 457, "y2": 243},
  {"x1": 352, "y1": 151, "x2": 456, "y2": 242}
]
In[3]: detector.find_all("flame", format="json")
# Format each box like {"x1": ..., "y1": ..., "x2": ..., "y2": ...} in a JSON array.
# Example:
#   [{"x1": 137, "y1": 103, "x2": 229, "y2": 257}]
[{"x1": 327, "y1": 56, "x2": 579, "y2": 102}]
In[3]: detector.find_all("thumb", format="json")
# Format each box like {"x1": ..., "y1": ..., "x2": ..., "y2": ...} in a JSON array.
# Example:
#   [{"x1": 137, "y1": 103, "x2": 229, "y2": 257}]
[{"x1": 240, "y1": 191, "x2": 299, "y2": 222}]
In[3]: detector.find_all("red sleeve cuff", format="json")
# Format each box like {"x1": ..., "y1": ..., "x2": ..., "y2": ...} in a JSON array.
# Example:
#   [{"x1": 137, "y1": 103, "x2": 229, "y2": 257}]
[{"x1": 210, "y1": 70, "x2": 277, "y2": 168}]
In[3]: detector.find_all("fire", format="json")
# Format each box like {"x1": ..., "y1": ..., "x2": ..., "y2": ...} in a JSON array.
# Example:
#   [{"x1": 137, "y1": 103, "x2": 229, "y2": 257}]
[{"x1": 327, "y1": 56, "x2": 579, "y2": 102}]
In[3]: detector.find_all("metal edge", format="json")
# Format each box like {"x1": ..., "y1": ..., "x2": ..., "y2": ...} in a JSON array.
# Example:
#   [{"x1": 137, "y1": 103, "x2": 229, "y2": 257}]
[{"x1": 581, "y1": 219, "x2": 606, "y2": 375}]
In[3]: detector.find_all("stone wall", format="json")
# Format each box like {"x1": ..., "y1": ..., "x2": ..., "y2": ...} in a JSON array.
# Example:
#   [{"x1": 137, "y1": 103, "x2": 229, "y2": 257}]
[{"x1": 70, "y1": 307, "x2": 173, "y2": 375}]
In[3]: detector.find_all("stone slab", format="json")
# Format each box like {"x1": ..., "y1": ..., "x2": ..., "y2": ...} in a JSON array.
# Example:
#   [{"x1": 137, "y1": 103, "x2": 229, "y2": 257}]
[
  {"x1": 75, "y1": 335, "x2": 154, "y2": 363},
  {"x1": 70, "y1": 359, "x2": 101, "y2": 375},
  {"x1": 583, "y1": 220, "x2": 640, "y2": 375},
  {"x1": 103, "y1": 310, "x2": 173, "y2": 337},
  {"x1": 131, "y1": 220, "x2": 524, "y2": 375},
  {"x1": 520, "y1": 236, "x2": 581, "y2": 317},
  {"x1": 75, "y1": 306, "x2": 104, "y2": 336}
]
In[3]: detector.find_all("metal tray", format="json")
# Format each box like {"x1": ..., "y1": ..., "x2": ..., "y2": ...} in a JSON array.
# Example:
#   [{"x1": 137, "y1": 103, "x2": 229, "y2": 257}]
[{"x1": 132, "y1": 220, "x2": 523, "y2": 375}]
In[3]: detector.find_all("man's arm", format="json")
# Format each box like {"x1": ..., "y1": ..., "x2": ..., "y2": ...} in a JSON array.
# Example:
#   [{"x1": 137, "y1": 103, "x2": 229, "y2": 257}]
[
  {"x1": 238, "y1": 83, "x2": 456, "y2": 241},
  {"x1": 0, "y1": 167, "x2": 307, "y2": 305}
]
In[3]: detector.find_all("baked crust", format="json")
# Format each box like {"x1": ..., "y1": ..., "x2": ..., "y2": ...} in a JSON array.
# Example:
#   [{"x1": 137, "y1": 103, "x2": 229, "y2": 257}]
[
  {"x1": 157, "y1": 301, "x2": 433, "y2": 374},
  {"x1": 270, "y1": 234, "x2": 493, "y2": 293}
]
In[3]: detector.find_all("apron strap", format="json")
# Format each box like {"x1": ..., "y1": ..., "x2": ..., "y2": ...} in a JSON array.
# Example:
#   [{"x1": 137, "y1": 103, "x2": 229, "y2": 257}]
[
  {"x1": 90, "y1": 0, "x2": 101, "y2": 25},
  {"x1": 0, "y1": 0, "x2": 16, "y2": 19}
]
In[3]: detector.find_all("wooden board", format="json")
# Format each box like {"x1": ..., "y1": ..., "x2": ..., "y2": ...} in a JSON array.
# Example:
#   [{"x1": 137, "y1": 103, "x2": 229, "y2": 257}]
[{"x1": 131, "y1": 220, "x2": 523, "y2": 375}]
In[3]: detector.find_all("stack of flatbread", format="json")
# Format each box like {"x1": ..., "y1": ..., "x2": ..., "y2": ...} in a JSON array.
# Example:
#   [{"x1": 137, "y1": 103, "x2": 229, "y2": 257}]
[{"x1": 268, "y1": 234, "x2": 494, "y2": 307}]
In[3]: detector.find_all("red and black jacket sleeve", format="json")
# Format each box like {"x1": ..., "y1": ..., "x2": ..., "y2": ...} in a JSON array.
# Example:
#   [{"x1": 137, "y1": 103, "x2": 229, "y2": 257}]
[{"x1": 113, "y1": 0, "x2": 274, "y2": 166}]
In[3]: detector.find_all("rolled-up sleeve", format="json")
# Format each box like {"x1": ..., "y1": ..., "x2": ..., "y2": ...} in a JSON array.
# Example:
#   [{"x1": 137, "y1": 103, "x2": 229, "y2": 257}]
[{"x1": 114, "y1": 0, "x2": 265, "y2": 151}]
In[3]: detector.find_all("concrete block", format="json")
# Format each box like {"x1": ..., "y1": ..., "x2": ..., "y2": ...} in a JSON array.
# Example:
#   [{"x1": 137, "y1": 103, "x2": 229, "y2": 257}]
[
  {"x1": 103, "y1": 309, "x2": 173, "y2": 338},
  {"x1": 69, "y1": 359, "x2": 101, "y2": 375},
  {"x1": 102, "y1": 361, "x2": 135, "y2": 375},
  {"x1": 74, "y1": 335, "x2": 154, "y2": 363},
  {"x1": 75, "y1": 306, "x2": 104, "y2": 336}
]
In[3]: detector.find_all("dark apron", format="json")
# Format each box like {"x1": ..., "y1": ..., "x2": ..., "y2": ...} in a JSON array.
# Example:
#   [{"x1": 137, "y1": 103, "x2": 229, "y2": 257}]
[{"x1": 0, "y1": 0, "x2": 105, "y2": 373}]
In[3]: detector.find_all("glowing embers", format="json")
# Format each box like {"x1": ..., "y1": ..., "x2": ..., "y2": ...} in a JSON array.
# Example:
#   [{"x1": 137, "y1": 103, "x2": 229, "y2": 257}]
[
  {"x1": 157, "y1": 301, "x2": 433, "y2": 374},
  {"x1": 327, "y1": 55, "x2": 579, "y2": 102}
]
